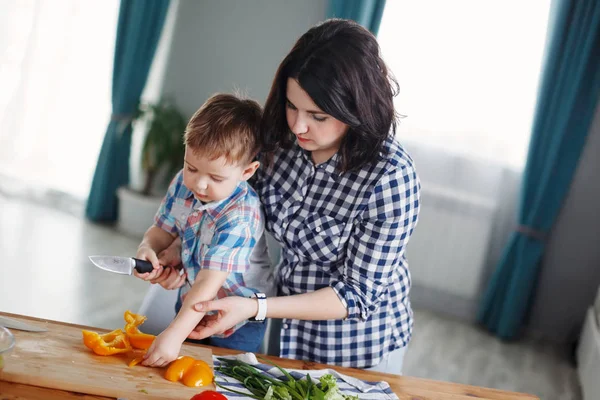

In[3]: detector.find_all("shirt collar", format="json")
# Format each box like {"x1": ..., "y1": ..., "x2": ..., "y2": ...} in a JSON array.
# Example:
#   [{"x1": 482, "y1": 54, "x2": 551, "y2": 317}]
[
  {"x1": 322, "y1": 153, "x2": 340, "y2": 176},
  {"x1": 295, "y1": 145, "x2": 341, "y2": 177},
  {"x1": 184, "y1": 182, "x2": 246, "y2": 218}
]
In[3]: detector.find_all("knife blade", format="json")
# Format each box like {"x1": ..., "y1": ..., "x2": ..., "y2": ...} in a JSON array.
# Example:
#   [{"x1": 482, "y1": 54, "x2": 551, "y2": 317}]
[
  {"x1": 89, "y1": 255, "x2": 192, "y2": 288},
  {"x1": 0, "y1": 316, "x2": 47, "y2": 332},
  {"x1": 88, "y1": 255, "x2": 154, "y2": 275}
]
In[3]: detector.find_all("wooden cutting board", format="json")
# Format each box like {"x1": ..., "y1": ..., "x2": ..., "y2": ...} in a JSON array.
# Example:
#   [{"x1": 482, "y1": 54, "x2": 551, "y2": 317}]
[{"x1": 0, "y1": 313, "x2": 215, "y2": 399}]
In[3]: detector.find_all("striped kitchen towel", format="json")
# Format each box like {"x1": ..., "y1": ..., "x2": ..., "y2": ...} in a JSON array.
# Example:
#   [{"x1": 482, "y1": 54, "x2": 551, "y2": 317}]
[{"x1": 213, "y1": 353, "x2": 399, "y2": 399}]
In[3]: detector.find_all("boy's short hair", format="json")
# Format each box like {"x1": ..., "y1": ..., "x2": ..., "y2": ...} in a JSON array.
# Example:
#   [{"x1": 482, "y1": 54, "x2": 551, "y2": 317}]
[{"x1": 184, "y1": 93, "x2": 262, "y2": 164}]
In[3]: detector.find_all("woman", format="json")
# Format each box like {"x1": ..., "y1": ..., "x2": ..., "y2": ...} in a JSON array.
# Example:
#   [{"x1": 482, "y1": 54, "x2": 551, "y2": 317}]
[{"x1": 157, "y1": 19, "x2": 420, "y2": 374}]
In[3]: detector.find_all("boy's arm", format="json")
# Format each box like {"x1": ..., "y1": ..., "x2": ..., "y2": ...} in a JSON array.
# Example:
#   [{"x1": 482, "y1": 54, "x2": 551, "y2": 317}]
[
  {"x1": 141, "y1": 212, "x2": 256, "y2": 367},
  {"x1": 164, "y1": 269, "x2": 229, "y2": 342},
  {"x1": 166, "y1": 212, "x2": 258, "y2": 341}
]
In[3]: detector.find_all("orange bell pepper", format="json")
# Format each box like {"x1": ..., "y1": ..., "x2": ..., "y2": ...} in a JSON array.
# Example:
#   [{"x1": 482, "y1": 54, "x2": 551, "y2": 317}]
[
  {"x1": 124, "y1": 310, "x2": 155, "y2": 350},
  {"x1": 165, "y1": 356, "x2": 213, "y2": 387},
  {"x1": 128, "y1": 355, "x2": 145, "y2": 368},
  {"x1": 82, "y1": 329, "x2": 132, "y2": 356}
]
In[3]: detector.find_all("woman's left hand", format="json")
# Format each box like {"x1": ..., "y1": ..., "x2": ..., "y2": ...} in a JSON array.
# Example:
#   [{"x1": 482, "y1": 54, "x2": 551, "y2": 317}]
[
  {"x1": 157, "y1": 238, "x2": 182, "y2": 268},
  {"x1": 188, "y1": 296, "x2": 257, "y2": 340},
  {"x1": 150, "y1": 266, "x2": 188, "y2": 289}
]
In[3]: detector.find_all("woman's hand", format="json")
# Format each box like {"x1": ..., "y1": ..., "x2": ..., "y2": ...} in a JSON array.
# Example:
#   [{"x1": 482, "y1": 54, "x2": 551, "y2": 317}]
[
  {"x1": 187, "y1": 296, "x2": 258, "y2": 340},
  {"x1": 157, "y1": 239, "x2": 182, "y2": 268},
  {"x1": 149, "y1": 238, "x2": 187, "y2": 289},
  {"x1": 135, "y1": 238, "x2": 187, "y2": 290},
  {"x1": 150, "y1": 266, "x2": 188, "y2": 289}
]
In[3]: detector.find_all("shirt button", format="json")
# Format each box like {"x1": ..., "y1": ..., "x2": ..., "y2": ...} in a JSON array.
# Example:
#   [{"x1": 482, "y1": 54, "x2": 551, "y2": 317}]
[
  {"x1": 283, "y1": 323, "x2": 289, "y2": 329},
  {"x1": 294, "y1": 194, "x2": 303, "y2": 202},
  {"x1": 183, "y1": 250, "x2": 190, "y2": 256},
  {"x1": 315, "y1": 226, "x2": 322, "y2": 233}
]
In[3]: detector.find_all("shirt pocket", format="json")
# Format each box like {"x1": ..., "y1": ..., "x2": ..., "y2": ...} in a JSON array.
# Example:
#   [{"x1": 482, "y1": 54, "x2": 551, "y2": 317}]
[
  {"x1": 294, "y1": 214, "x2": 345, "y2": 263},
  {"x1": 171, "y1": 201, "x2": 192, "y2": 231},
  {"x1": 199, "y1": 223, "x2": 215, "y2": 245}
]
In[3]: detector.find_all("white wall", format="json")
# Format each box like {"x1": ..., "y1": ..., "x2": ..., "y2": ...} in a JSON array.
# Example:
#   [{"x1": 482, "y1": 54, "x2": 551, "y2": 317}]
[
  {"x1": 160, "y1": 0, "x2": 327, "y2": 116},
  {"x1": 129, "y1": 0, "x2": 327, "y2": 191},
  {"x1": 528, "y1": 102, "x2": 600, "y2": 344}
]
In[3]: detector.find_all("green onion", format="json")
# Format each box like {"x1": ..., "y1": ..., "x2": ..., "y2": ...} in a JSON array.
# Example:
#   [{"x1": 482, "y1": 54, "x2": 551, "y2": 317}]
[{"x1": 216, "y1": 357, "x2": 360, "y2": 400}]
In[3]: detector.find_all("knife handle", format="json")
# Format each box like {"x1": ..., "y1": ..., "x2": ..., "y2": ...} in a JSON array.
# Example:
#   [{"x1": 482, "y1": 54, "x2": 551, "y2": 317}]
[{"x1": 133, "y1": 258, "x2": 154, "y2": 274}]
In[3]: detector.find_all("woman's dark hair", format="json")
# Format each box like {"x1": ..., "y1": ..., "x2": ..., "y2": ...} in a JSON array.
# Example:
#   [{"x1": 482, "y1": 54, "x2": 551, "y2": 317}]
[{"x1": 261, "y1": 18, "x2": 399, "y2": 172}]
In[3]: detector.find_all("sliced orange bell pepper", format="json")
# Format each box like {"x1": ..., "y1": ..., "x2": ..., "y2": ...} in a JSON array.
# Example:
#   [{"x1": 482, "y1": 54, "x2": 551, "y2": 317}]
[
  {"x1": 128, "y1": 355, "x2": 145, "y2": 368},
  {"x1": 165, "y1": 356, "x2": 213, "y2": 387},
  {"x1": 82, "y1": 329, "x2": 132, "y2": 356},
  {"x1": 165, "y1": 356, "x2": 196, "y2": 381},
  {"x1": 124, "y1": 310, "x2": 155, "y2": 350},
  {"x1": 182, "y1": 361, "x2": 213, "y2": 388}
]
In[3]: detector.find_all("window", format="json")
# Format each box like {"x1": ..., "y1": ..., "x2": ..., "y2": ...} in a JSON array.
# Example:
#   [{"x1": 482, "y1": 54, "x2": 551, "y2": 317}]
[
  {"x1": 378, "y1": 0, "x2": 551, "y2": 169},
  {"x1": 0, "y1": 1, "x2": 119, "y2": 199}
]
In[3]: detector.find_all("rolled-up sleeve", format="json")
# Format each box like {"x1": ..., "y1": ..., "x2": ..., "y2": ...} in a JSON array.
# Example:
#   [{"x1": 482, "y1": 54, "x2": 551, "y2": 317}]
[
  {"x1": 199, "y1": 216, "x2": 257, "y2": 273},
  {"x1": 330, "y1": 164, "x2": 421, "y2": 321}
]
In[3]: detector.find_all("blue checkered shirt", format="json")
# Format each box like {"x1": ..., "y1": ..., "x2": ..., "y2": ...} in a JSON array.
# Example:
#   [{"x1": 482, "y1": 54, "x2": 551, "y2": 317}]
[
  {"x1": 254, "y1": 136, "x2": 420, "y2": 368},
  {"x1": 154, "y1": 170, "x2": 266, "y2": 335}
]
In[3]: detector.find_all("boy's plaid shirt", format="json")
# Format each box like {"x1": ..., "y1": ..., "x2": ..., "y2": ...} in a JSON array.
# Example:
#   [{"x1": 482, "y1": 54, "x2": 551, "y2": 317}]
[
  {"x1": 254, "y1": 136, "x2": 421, "y2": 368},
  {"x1": 154, "y1": 170, "x2": 261, "y2": 336}
]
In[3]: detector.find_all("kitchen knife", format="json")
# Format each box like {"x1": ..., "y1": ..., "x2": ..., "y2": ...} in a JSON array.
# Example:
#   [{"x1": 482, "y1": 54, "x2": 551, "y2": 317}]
[
  {"x1": 89, "y1": 255, "x2": 192, "y2": 287},
  {"x1": 88, "y1": 255, "x2": 154, "y2": 275},
  {"x1": 0, "y1": 316, "x2": 48, "y2": 332}
]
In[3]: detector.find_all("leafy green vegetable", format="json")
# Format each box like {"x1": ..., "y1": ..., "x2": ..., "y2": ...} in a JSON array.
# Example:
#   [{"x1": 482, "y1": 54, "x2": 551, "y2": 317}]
[{"x1": 216, "y1": 357, "x2": 359, "y2": 400}]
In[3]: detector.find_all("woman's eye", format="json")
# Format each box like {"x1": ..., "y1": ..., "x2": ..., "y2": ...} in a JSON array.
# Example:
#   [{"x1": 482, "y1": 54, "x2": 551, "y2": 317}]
[
  {"x1": 312, "y1": 115, "x2": 327, "y2": 122},
  {"x1": 286, "y1": 101, "x2": 297, "y2": 110}
]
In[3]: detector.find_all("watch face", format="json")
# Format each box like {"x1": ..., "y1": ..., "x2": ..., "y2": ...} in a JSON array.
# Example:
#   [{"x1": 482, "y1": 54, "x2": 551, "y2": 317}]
[{"x1": 255, "y1": 293, "x2": 267, "y2": 299}]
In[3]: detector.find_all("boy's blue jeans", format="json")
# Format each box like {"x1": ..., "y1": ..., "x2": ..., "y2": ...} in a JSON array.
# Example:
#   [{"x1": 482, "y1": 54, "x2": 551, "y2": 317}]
[{"x1": 185, "y1": 321, "x2": 266, "y2": 353}]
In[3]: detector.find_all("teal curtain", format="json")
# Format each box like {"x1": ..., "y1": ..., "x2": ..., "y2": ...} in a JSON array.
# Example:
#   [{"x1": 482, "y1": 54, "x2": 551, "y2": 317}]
[
  {"x1": 478, "y1": 0, "x2": 600, "y2": 339},
  {"x1": 86, "y1": 0, "x2": 170, "y2": 221},
  {"x1": 327, "y1": 0, "x2": 386, "y2": 35}
]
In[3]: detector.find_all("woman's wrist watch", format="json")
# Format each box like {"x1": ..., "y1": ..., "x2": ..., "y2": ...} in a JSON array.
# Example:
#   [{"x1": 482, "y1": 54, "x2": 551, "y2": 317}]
[{"x1": 249, "y1": 292, "x2": 267, "y2": 322}]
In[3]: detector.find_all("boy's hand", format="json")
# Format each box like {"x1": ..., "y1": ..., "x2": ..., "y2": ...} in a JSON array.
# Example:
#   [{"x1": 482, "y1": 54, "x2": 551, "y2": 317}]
[
  {"x1": 134, "y1": 245, "x2": 164, "y2": 281},
  {"x1": 141, "y1": 328, "x2": 183, "y2": 367}
]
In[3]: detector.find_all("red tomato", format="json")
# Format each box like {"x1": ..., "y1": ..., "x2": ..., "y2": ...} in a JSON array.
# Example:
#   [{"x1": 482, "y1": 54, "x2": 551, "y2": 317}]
[{"x1": 190, "y1": 391, "x2": 227, "y2": 400}]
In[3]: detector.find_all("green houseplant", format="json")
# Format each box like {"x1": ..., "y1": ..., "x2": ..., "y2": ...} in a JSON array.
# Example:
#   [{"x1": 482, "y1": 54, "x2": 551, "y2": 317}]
[
  {"x1": 137, "y1": 100, "x2": 187, "y2": 195},
  {"x1": 117, "y1": 100, "x2": 187, "y2": 237}
]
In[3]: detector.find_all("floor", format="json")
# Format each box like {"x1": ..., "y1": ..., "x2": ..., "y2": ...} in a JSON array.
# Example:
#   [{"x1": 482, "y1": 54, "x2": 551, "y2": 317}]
[
  {"x1": 0, "y1": 193, "x2": 582, "y2": 400},
  {"x1": 0, "y1": 192, "x2": 149, "y2": 330},
  {"x1": 404, "y1": 310, "x2": 581, "y2": 400}
]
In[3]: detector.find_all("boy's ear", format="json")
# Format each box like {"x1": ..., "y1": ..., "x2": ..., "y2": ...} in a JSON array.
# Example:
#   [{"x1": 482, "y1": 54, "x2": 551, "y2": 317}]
[{"x1": 240, "y1": 161, "x2": 260, "y2": 181}]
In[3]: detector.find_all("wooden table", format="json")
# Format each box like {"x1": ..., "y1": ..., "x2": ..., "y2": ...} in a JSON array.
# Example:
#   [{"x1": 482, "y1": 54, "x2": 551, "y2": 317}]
[{"x1": 0, "y1": 313, "x2": 539, "y2": 400}]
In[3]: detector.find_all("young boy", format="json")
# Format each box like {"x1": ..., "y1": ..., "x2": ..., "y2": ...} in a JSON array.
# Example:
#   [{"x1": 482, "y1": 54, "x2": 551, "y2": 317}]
[{"x1": 134, "y1": 93, "x2": 274, "y2": 367}]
